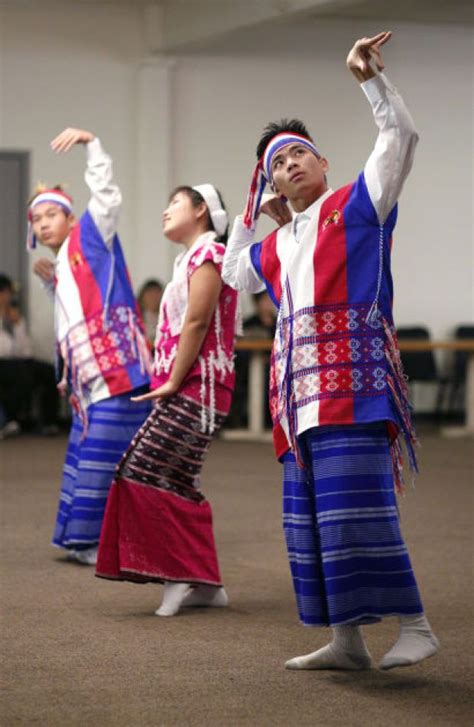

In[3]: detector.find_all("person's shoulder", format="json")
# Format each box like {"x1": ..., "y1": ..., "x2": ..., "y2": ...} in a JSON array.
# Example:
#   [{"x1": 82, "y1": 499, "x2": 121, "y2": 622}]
[
  {"x1": 324, "y1": 179, "x2": 361, "y2": 209},
  {"x1": 189, "y1": 240, "x2": 224, "y2": 270},
  {"x1": 209, "y1": 240, "x2": 226, "y2": 256},
  {"x1": 261, "y1": 222, "x2": 291, "y2": 246}
]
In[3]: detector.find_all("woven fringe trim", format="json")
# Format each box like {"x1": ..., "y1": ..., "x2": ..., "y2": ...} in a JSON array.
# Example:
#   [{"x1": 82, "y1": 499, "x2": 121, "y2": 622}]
[{"x1": 383, "y1": 318, "x2": 419, "y2": 493}]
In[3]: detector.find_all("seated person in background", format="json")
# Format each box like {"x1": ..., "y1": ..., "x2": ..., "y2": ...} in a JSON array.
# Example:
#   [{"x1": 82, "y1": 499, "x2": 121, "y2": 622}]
[
  {"x1": 0, "y1": 273, "x2": 59, "y2": 437},
  {"x1": 243, "y1": 290, "x2": 277, "y2": 338},
  {"x1": 226, "y1": 291, "x2": 277, "y2": 429},
  {"x1": 137, "y1": 278, "x2": 164, "y2": 348}
]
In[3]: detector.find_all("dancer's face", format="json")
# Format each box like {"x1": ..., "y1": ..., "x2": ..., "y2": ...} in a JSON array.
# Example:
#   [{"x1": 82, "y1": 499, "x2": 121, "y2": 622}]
[
  {"x1": 162, "y1": 192, "x2": 206, "y2": 244},
  {"x1": 270, "y1": 143, "x2": 328, "y2": 209},
  {"x1": 31, "y1": 203, "x2": 75, "y2": 252}
]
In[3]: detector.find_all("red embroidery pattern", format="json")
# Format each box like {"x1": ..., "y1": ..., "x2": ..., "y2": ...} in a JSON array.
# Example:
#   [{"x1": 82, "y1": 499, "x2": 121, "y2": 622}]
[
  {"x1": 270, "y1": 304, "x2": 389, "y2": 416},
  {"x1": 65, "y1": 305, "x2": 142, "y2": 384}
]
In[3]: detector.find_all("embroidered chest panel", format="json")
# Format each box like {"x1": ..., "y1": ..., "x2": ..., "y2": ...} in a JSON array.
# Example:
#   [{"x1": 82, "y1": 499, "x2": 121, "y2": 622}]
[
  {"x1": 62, "y1": 304, "x2": 143, "y2": 384},
  {"x1": 270, "y1": 303, "x2": 388, "y2": 419}
]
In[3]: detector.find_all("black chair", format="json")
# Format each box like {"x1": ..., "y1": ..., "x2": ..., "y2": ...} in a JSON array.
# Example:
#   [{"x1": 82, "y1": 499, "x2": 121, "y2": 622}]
[
  {"x1": 396, "y1": 326, "x2": 438, "y2": 382},
  {"x1": 445, "y1": 325, "x2": 474, "y2": 414},
  {"x1": 396, "y1": 326, "x2": 444, "y2": 417}
]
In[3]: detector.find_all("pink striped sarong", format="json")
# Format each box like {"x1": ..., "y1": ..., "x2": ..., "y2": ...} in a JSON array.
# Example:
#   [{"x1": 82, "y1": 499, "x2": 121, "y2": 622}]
[{"x1": 96, "y1": 393, "x2": 227, "y2": 586}]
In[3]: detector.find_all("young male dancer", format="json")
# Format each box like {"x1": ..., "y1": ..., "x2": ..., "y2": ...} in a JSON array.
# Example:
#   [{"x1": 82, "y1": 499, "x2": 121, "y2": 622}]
[
  {"x1": 223, "y1": 32, "x2": 439, "y2": 671},
  {"x1": 31, "y1": 128, "x2": 151, "y2": 565}
]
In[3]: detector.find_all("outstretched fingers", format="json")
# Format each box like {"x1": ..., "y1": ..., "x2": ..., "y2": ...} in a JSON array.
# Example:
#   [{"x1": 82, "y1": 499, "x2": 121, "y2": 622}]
[
  {"x1": 50, "y1": 129, "x2": 79, "y2": 153},
  {"x1": 369, "y1": 31, "x2": 392, "y2": 71},
  {"x1": 130, "y1": 391, "x2": 161, "y2": 403},
  {"x1": 348, "y1": 31, "x2": 392, "y2": 74},
  {"x1": 50, "y1": 127, "x2": 94, "y2": 153}
]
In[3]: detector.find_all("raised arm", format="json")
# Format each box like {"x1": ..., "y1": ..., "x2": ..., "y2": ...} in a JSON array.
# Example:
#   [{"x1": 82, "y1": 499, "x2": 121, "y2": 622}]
[
  {"x1": 221, "y1": 217, "x2": 264, "y2": 293},
  {"x1": 50, "y1": 128, "x2": 122, "y2": 247},
  {"x1": 346, "y1": 32, "x2": 419, "y2": 224},
  {"x1": 222, "y1": 195, "x2": 289, "y2": 292}
]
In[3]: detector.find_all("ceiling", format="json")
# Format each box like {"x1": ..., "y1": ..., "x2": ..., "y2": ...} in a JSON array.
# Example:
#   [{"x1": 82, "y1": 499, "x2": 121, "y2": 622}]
[{"x1": 2, "y1": 0, "x2": 472, "y2": 51}]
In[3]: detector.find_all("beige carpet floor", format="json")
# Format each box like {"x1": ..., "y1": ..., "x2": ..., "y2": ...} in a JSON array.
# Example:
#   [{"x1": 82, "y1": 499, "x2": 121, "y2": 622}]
[{"x1": 0, "y1": 430, "x2": 473, "y2": 726}]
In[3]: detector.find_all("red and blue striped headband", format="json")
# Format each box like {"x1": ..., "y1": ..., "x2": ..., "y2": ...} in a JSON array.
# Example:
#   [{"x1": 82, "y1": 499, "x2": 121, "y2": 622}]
[
  {"x1": 243, "y1": 132, "x2": 319, "y2": 229},
  {"x1": 27, "y1": 189, "x2": 73, "y2": 250}
]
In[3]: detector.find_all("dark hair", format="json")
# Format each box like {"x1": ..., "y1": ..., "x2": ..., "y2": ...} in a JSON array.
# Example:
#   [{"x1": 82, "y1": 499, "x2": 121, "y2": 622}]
[
  {"x1": 137, "y1": 278, "x2": 164, "y2": 308},
  {"x1": 0, "y1": 273, "x2": 13, "y2": 292},
  {"x1": 138, "y1": 278, "x2": 164, "y2": 295},
  {"x1": 168, "y1": 185, "x2": 228, "y2": 244},
  {"x1": 256, "y1": 118, "x2": 314, "y2": 160}
]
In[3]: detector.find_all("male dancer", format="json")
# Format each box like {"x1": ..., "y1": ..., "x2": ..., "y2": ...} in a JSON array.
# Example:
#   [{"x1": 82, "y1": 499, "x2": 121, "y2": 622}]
[
  {"x1": 223, "y1": 33, "x2": 439, "y2": 670},
  {"x1": 31, "y1": 128, "x2": 151, "y2": 565}
]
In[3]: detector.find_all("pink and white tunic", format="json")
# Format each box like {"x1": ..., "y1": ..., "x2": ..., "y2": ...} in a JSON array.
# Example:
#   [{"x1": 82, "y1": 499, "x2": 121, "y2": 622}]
[{"x1": 153, "y1": 232, "x2": 238, "y2": 430}]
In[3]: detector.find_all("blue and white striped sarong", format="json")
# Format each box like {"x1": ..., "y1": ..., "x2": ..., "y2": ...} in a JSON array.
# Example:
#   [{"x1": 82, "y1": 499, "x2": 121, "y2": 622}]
[
  {"x1": 52, "y1": 390, "x2": 150, "y2": 550},
  {"x1": 282, "y1": 422, "x2": 423, "y2": 627}
]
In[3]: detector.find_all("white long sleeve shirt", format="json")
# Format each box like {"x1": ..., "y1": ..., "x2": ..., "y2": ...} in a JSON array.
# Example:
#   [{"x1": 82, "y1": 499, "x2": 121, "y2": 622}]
[
  {"x1": 52, "y1": 138, "x2": 121, "y2": 343},
  {"x1": 42, "y1": 138, "x2": 124, "y2": 404}
]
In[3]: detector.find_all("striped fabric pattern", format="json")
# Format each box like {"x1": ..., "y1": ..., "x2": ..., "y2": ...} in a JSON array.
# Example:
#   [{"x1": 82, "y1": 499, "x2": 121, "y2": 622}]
[
  {"x1": 282, "y1": 422, "x2": 423, "y2": 626},
  {"x1": 52, "y1": 391, "x2": 150, "y2": 549}
]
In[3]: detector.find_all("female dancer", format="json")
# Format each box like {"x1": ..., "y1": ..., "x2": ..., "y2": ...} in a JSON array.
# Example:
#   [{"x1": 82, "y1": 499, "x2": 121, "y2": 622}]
[{"x1": 96, "y1": 184, "x2": 238, "y2": 616}]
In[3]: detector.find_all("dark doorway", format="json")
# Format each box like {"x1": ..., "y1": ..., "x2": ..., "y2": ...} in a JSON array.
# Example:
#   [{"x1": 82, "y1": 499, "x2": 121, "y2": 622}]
[{"x1": 0, "y1": 151, "x2": 30, "y2": 313}]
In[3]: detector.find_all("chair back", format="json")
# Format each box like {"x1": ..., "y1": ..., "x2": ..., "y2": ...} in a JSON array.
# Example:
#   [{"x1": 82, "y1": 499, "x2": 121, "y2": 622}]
[
  {"x1": 396, "y1": 326, "x2": 438, "y2": 382},
  {"x1": 453, "y1": 325, "x2": 474, "y2": 382}
]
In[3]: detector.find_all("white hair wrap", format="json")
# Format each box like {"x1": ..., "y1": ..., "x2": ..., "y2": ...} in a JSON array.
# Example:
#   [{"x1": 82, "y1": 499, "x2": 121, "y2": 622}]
[{"x1": 192, "y1": 184, "x2": 228, "y2": 237}]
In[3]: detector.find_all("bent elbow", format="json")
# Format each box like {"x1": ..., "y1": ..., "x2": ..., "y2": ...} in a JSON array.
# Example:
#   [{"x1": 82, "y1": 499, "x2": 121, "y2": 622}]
[{"x1": 186, "y1": 318, "x2": 211, "y2": 335}]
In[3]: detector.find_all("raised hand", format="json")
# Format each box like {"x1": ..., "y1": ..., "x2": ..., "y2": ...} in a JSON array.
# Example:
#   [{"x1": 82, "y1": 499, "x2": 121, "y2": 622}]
[
  {"x1": 50, "y1": 128, "x2": 95, "y2": 154},
  {"x1": 33, "y1": 258, "x2": 55, "y2": 283},
  {"x1": 259, "y1": 193, "x2": 292, "y2": 227},
  {"x1": 346, "y1": 31, "x2": 392, "y2": 81}
]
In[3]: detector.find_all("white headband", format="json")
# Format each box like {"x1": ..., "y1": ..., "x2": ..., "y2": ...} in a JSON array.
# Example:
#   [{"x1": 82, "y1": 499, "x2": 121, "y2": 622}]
[
  {"x1": 262, "y1": 133, "x2": 319, "y2": 183},
  {"x1": 29, "y1": 191, "x2": 73, "y2": 215},
  {"x1": 192, "y1": 184, "x2": 228, "y2": 237},
  {"x1": 243, "y1": 132, "x2": 319, "y2": 229}
]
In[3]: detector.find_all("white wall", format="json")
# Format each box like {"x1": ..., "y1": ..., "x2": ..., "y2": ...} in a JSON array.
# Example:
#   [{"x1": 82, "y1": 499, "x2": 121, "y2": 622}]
[
  {"x1": 0, "y1": 2, "x2": 145, "y2": 359},
  {"x1": 0, "y1": 7, "x2": 472, "y2": 379},
  {"x1": 171, "y1": 19, "x2": 473, "y2": 334}
]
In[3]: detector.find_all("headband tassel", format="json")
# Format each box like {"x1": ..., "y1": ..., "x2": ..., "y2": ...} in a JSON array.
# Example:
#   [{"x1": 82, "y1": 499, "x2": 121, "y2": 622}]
[
  {"x1": 26, "y1": 221, "x2": 36, "y2": 251},
  {"x1": 243, "y1": 160, "x2": 266, "y2": 230}
]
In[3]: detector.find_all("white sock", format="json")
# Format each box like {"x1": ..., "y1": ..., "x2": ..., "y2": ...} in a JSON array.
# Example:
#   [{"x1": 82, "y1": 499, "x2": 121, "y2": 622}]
[
  {"x1": 74, "y1": 546, "x2": 98, "y2": 565},
  {"x1": 155, "y1": 582, "x2": 191, "y2": 617},
  {"x1": 181, "y1": 585, "x2": 228, "y2": 608},
  {"x1": 379, "y1": 614, "x2": 440, "y2": 670},
  {"x1": 285, "y1": 625, "x2": 372, "y2": 671}
]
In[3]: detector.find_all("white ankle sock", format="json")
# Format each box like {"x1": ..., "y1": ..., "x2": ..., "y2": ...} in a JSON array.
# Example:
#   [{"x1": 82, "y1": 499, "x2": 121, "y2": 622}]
[
  {"x1": 181, "y1": 585, "x2": 228, "y2": 608},
  {"x1": 155, "y1": 582, "x2": 191, "y2": 617},
  {"x1": 379, "y1": 614, "x2": 440, "y2": 670},
  {"x1": 285, "y1": 625, "x2": 372, "y2": 671},
  {"x1": 74, "y1": 546, "x2": 98, "y2": 565}
]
